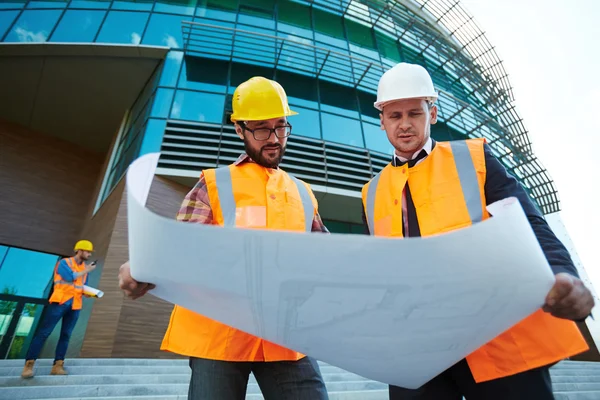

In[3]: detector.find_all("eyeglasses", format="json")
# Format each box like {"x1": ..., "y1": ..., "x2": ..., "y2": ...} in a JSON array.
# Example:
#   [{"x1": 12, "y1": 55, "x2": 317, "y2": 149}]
[{"x1": 239, "y1": 122, "x2": 292, "y2": 141}]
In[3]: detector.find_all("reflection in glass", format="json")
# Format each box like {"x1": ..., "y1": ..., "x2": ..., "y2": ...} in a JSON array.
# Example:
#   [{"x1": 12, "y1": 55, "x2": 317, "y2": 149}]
[
  {"x1": 142, "y1": 13, "x2": 186, "y2": 49},
  {"x1": 0, "y1": 2, "x2": 26, "y2": 10},
  {"x1": 50, "y1": 10, "x2": 105, "y2": 43},
  {"x1": 0, "y1": 247, "x2": 59, "y2": 299},
  {"x1": 321, "y1": 113, "x2": 364, "y2": 148},
  {"x1": 159, "y1": 51, "x2": 184, "y2": 88},
  {"x1": 111, "y1": 0, "x2": 153, "y2": 11},
  {"x1": 96, "y1": 11, "x2": 149, "y2": 45},
  {"x1": 155, "y1": 0, "x2": 197, "y2": 16},
  {"x1": 178, "y1": 56, "x2": 228, "y2": 93},
  {"x1": 0, "y1": 11, "x2": 19, "y2": 40},
  {"x1": 139, "y1": 118, "x2": 168, "y2": 155},
  {"x1": 69, "y1": 0, "x2": 111, "y2": 9},
  {"x1": 171, "y1": 90, "x2": 225, "y2": 123},
  {"x1": 363, "y1": 122, "x2": 392, "y2": 155},
  {"x1": 288, "y1": 106, "x2": 321, "y2": 139},
  {"x1": 27, "y1": 1, "x2": 68, "y2": 8},
  {"x1": 151, "y1": 88, "x2": 175, "y2": 118},
  {"x1": 195, "y1": 7, "x2": 236, "y2": 22},
  {"x1": 5, "y1": 10, "x2": 62, "y2": 43}
]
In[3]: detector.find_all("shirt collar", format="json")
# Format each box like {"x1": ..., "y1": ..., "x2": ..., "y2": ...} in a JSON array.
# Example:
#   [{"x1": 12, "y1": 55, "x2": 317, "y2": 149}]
[
  {"x1": 393, "y1": 137, "x2": 432, "y2": 164},
  {"x1": 233, "y1": 153, "x2": 280, "y2": 171}
]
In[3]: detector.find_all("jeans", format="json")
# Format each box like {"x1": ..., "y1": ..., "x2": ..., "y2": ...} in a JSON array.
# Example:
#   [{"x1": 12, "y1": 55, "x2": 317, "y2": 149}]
[
  {"x1": 25, "y1": 302, "x2": 80, "y2": 361},
  {"x1": 188, "y1": 356, "x2": 329, "y2": 400},
  {"x1": 389, "y1": 359, "x2": 554, "y2": 400}
]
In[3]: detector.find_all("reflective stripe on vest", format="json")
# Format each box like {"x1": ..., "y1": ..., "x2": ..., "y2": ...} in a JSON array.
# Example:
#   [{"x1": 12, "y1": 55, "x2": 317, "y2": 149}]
[
  {"x1": 449, "y1": 141, "x2": 483, "y2": 223},
  {"x1": 55, "y1": 280, "x2": 84, "y2": 289},
  {"x1": 214, "y1": 166, "x2": 314, "y2": 232},
  {"x1": 365, "y1": 140, "x2": 482, "y2": 234}
]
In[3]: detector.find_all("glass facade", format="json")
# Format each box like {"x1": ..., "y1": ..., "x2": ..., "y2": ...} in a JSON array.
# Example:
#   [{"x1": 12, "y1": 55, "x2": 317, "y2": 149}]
[
  {"x1": 0, "y1": 245, "x2": 59, "y2": 359},
  {"x1": 0, "y1": 0, "x2": 557, "y2": 214}
]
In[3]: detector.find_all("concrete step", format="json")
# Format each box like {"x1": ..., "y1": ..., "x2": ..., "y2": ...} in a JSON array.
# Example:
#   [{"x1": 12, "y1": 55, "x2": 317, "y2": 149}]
[
  {"x1": 0, "y1": 380, "x2": 389, "y2": 399},
  {"x1": 0, "y1": 371, "x2": 370, "y2": 387},
  {"x1": 1, "y1": 359, "x2": 599, "y2": 400},
  {"x1": 0, "y1": 364, "x2": 347, "y2": 377}
]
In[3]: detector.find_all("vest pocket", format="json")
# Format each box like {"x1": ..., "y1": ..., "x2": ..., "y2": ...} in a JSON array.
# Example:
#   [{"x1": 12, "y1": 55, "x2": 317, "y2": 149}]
[{"x1": 235, "y1": 206, "x2": 267, "y2": 228}]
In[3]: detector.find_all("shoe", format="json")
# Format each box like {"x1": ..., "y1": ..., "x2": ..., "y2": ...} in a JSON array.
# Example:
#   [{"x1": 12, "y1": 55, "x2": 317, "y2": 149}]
[
  {"x1": 21, "y1": 360, "x2": 35, "y2": 379},
  {"x1": 50, "y1": 360, "x2": 67, "y2": 375}
]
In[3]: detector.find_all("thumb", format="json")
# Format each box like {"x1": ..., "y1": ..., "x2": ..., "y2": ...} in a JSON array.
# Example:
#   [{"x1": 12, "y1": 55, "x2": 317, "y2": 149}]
[{"x1": 547, "y1": 274, "x2": 575, "y2": 305}]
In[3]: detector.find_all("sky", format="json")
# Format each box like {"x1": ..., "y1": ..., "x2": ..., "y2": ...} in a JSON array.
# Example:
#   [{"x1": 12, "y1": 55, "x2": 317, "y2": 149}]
[{"x1": 459, "y1": 0, "x2": 600, "y2": 293}]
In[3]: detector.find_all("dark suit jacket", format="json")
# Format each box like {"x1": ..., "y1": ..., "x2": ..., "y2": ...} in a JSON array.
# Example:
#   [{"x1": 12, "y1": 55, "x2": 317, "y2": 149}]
[{"x1": 361, "y1": 140, "x2": 579, "y2": 278}]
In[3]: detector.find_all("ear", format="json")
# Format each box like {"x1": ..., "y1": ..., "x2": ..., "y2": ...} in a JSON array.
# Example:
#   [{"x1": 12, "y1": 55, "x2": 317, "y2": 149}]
[
  {"x1": 429, "y1": 105, "x2": 438, "y2": 125},
  {"x1": 234, "y1": 123, "x2": 244, "y2": 140},
  {"x1": 379, "y1": 113, "x2": 385, "y2": 130}
]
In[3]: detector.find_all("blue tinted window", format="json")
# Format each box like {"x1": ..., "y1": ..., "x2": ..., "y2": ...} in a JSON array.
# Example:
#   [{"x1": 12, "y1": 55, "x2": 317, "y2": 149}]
[
  {"x1": 96, "y1": 11, "x2": 148, "y2": 45},
  {"x1": 178, "y1": 56, "x2": 228, "y2": 93},
  {"x1": 27, "y1": 1, "x2": 68, "y2": 8},
  {"x1": 289, "y1": 106, "x2": 320, "y2": 139},
  {"x1": 321, "y1": 113, "x2": 364, "y2": 147},
  {"x1": 238, "y1": 14, "x2": 275, "y2": 29},
  {"x1": 139, "y1": 118, "x2": 167, "y2": 155},
  {"x1": 159, "y1": 51, "x2": 184, "y2": 87},
  {"x1": 363, "y1": 122, "x2": 392, "y2": 155},
  {"x1": 196, "y1": 7, "x2": 236, "y2": 22},
  {"x1": 5, "y1": 10, "x2": 62, "y2": 42},
  {"x1": 0, "y1": 2, "x2": 26, "y2": 9},
  {"x1": 111, "y1": 1, "x2": 153, "y2": 11},
  {"x1": 0, "y1": 11, "x2": 19, "y2": 40},
  {"x1": 151, "y1": 88, "x2": 175, "y2": 118},
  {"x1": 171, "y1": 90, "x2": 225, "y2": 123},
  {"x1": 155, "y1": 0, "x2": 197, "y2": 16},
  {"x1": 0, "y1": 247, "x2": 59, "y2": 299},
  {"x1": 0, "y1": 246, "x2": 8, "y2": 264},
  {"x1": 50, "y1": 10, "x2": 105, "y2": 43},
  {"x1": 142, "y1": 13, "x2": 186, "y2": 49},
  {"x1": 69, "y1": 1, "x2": 110, "y2": 9}
]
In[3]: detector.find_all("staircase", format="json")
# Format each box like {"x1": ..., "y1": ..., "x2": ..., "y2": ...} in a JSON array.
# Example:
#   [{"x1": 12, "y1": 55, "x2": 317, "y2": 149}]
[{"x1": 1, "y1": 359, "x2": 599, "y2": 399}]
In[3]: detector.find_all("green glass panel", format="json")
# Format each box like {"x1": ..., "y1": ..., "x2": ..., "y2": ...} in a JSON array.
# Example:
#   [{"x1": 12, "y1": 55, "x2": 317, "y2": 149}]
[
  {"x1": 278, "y1": 0, "x2": 311, "y2": 30},
  {"x1": 375, "y1": 31, "x2": 400, "y2": 62},
  {"x1": 345, "y1": 18, "x2": 374, "y2": 50},
  {"x1": 313, "y1": 7, "x2": 344, "y2": 40}
]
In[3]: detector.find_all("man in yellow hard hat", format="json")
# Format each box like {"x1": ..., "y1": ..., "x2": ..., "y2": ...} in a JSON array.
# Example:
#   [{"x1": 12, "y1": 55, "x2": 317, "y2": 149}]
[
  {"x1": 118, "y1": 77, "x2": 329, "y2": 400},
  {"x1": 21, "y1": 240, "x2": 98, "y2": 379},
  {"x1": 363, "y1": 62, "x2": 594, "y2": 399}
]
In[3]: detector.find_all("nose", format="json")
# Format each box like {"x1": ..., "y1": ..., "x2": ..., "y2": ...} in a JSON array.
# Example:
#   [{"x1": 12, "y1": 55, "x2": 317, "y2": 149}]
[
  {"x1": 265, "y1": 130, "x2": 279, "y2": 144},
  {"x1": 398, "y1": 116, "x2": 411, "y2": 131}
]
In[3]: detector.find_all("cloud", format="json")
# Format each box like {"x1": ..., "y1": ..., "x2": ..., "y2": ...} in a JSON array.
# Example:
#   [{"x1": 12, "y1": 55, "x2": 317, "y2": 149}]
[
  {"x1": 15, "y1": 27, "x2": 47, "y2": 43},
  {"x1": 163, "y1": 34, "x2": 180, "y2": 48},
  {"x1": 171, "y1": 100, "x2": 181, "y2": 119},
  {"x1": 130, "y1": 32, "x2": 141, "y2": 45}
]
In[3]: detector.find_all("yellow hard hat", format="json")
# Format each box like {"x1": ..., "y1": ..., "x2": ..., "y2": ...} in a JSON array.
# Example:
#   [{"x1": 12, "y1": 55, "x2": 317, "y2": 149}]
[
  {"x1": 74, "y1": 240, "x2": 94, "y2": 252},
  {"x1": 230, "y1": 76, "x2": 298, "y2": 122}
]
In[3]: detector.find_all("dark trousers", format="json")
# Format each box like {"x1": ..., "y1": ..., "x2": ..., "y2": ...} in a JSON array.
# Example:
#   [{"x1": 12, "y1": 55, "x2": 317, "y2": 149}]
[
  {"x1": 188, "y1": 356, "x2": 329, "y2": 400},
  {"x1": 389, "y1": 359, "x2": 554, "y2": 400},
  {"x1": 25, "y1": 302, "x2": 80, "y2": 362}
]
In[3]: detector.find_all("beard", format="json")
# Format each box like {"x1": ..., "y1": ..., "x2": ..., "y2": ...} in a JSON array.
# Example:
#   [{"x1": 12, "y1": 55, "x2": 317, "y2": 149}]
[{"x1": 244, "y1": 139, "x2": 285, "y2": 169}]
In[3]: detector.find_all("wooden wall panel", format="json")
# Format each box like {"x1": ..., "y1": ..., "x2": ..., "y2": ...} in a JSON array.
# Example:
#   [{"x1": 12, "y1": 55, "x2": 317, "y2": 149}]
[
  {"x1": 0, "y1": 118, "x2": 103, "y2": 255},
  {"x1": 80, "y1": 176, "x2": 190, "y2": 358}
]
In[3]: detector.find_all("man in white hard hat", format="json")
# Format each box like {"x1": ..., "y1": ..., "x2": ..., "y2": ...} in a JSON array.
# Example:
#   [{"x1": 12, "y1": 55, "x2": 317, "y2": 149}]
[{"x1": 362, "y1": 62, "x2": 594, "y2": 399}]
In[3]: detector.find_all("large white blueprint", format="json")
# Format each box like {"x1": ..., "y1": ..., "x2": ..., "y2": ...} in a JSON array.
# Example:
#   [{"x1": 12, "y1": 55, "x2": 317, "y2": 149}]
[{"x1": 126, "y1": 153, "x2": 556, "y2": 389}]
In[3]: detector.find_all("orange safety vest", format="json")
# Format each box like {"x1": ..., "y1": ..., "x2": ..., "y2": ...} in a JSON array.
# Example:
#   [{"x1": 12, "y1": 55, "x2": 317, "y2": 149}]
[
  {"x1": 161, "y1": 162, "x2": 318, "y2": 361},
  {"x1": 362, "y1": 138, "x2": 588, "y2": 383},
  {"x1": 48, "y1": 257, "x2": 86, "y2": 310}
]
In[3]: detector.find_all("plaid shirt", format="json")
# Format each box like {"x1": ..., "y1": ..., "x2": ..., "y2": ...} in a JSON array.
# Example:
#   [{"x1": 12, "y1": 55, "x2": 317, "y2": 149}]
[{"x1": 176, "y1": 154, "x2": 329, "y2": 233}]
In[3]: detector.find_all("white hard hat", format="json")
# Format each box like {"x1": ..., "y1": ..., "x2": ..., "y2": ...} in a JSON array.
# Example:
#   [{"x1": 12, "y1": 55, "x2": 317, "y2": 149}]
[{"x1": 374, "y1": 63, "x2": 438, "y2": 111}]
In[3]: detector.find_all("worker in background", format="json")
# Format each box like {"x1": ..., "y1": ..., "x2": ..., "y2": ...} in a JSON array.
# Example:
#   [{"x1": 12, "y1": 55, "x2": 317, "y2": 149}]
[
  {"x1": 363, "y1": 62, "x2": 594, "y2": 400},
  {"x1": 21, "y1": 240, "x2": 97, "y2": 379},
  {"x1": 118, "y1": 77, "x2": 329, "y2": 400}
]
